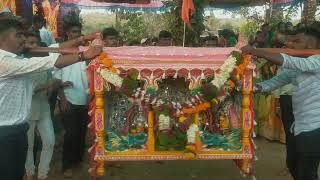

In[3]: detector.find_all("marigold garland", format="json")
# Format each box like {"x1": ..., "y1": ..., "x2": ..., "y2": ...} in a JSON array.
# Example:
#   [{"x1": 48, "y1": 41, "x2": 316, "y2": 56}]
[
  {"x1": 181, "y1": 102, "x2": 211, "y2": 114},
  {"x1": 235, "y1": 54, "x2": 250, "y2": 77},
  {"x1": 99, "y1": 52, "x2": 117, "y2": 73}
]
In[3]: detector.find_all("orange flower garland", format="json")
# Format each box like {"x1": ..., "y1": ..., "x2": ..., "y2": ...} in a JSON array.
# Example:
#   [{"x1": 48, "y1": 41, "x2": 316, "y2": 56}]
[
  {"x1": 181, "y1": 102, "x2": 211, "y2": 114},
  {"x1": 235, "y1": 54, "x2": 250, "y2": 77},
  {"x1": 99, "y1": 52, "x2": 118, "y2": 73}
]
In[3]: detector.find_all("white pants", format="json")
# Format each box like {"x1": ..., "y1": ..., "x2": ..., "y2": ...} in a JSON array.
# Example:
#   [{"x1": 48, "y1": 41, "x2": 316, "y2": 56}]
[{"x1": 25, "y1": 104, "x2": 55, "y2": 179}]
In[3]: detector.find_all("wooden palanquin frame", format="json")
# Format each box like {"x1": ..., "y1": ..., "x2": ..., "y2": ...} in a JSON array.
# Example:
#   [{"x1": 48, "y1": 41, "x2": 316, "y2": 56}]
[{"x1": 89, "y1": 54, "x2": 256, "y2": 178}]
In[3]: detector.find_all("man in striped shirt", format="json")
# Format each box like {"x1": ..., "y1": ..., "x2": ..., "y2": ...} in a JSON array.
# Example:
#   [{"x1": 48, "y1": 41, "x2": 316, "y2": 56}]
[{"x1": 242, "y1": 24, "x2": 320, "y2": 180}]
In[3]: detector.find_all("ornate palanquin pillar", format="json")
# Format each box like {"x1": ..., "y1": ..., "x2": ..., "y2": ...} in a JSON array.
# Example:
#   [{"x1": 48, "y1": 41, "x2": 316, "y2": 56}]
[
  {"x1": 147, "y1": 110, "x2": 155, "y2": 153},
  {"x1": 240, "y1": 55, "x2": 254, "y2": 174},
  {"x1": 94, "y1": 70, "x2": 105, "y2": 176}
]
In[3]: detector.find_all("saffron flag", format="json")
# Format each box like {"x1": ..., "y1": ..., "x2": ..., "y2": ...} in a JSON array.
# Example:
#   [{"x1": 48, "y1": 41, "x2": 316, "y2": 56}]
[{"x1": 181, "y1": 0, "x2": 195, "y2": 24}]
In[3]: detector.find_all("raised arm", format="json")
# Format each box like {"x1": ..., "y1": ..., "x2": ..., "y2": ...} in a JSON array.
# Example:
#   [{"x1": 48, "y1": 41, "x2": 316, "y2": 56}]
[
  {"x1": 0, "y1": 45, "x2": 102, "y2": 78},
  {"x1": 241, "y1": 45, "x2": 284, "y2": 65},
  {"x1": 59, "y1": 32, "x2": 100, "y2": 49},
  {"x1": 241, "y1": 45, "x2": 320, "y2": 72}
]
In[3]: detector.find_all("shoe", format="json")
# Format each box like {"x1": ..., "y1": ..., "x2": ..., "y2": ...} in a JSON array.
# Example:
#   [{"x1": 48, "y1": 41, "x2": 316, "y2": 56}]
[{"x1": 63, "y1": 169, "x2": 73, "y2": 178}]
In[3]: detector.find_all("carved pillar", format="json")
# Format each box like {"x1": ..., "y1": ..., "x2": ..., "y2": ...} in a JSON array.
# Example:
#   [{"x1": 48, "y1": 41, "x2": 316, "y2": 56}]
[
  {"x1": 94, "y1": 71, "x2": 105, "y2": 176},
  {"x1": 147, "y1": 110, "x2": 155, "y2": 153},
  {"x1": 240, "y1": 55, "x2": 253, "y2": 174},
  {"x1": 194, "y1": 112, "x2": 202, "y2": 151}
]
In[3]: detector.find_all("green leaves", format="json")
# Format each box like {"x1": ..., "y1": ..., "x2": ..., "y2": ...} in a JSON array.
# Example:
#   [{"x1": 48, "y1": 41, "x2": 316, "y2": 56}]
[
  {"x1": 117, "y1": 12, "x2": 148, "y2": 42},
  {"x1": 200, "y1": 83, "x2": 219, "y2": 102}
]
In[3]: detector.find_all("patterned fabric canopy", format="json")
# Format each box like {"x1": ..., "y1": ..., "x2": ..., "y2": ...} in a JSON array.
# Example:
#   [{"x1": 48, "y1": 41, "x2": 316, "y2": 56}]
[
  {"x1": 60, "y1": 0, "x2": 304, "y2": 11},
  {"x1": 61, "y1": 0, "x2": 168, "y2": 11}
]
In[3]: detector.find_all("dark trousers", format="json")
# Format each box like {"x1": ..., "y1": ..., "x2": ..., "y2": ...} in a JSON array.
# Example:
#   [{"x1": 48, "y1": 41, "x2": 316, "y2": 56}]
[
  {"x1": 279, "y1": 95, "x2": 297, "y2": 178},
  {"x1": 295, "y1": 128, "x2": 320, "y2": 180},
  {"x1": 49, "y1": 89, "x2": 58, "y2": 121},
  {"x1": 60, "y1": 101, "x2": 88, "y2": 171},
  {"x1": 280, "y1": 95, "x2": 320, "y2": 180},
  {"x1": 0, "y1": 123, "x2": 29, "y2": 180}
]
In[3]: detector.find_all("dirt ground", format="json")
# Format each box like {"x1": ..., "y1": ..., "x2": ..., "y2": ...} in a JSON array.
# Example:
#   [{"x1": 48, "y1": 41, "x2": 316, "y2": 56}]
[{"x1": 45, "y1": 137, "x2": 308, "y2": 180}]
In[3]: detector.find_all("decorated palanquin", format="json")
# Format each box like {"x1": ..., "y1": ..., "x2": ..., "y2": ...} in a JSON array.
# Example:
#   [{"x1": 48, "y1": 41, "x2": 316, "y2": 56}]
[{"x1": 87, "y1": 46, "x2": 256, "y2": 178}]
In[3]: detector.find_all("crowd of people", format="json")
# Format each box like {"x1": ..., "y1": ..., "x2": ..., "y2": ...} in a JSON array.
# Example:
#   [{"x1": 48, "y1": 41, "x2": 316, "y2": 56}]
[{"x1": 0, "y1": 6, "x2": 320, "y2": 180}]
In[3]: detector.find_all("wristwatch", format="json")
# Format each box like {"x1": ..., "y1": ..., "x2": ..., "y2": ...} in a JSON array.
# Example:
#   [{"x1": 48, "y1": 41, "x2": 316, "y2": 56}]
[{"x1": 78, "y1": 51, "x2": 86, "y2": 62}]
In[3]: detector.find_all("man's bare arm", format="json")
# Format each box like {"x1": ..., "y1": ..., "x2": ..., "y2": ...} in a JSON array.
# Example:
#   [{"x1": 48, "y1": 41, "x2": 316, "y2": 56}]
[{"x1": 241, "y1": 45, "x2": 284, "y2": 65}]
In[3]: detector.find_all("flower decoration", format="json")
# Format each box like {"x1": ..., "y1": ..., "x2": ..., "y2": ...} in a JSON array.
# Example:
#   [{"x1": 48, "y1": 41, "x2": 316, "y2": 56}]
[
  {"x1": 210, "y1": 55, "x2": 237, "y2": 89},
  {"x1": 187, "y1": 124, "x2": 199, "y2": 144},
  {"x1": 97, "y1": 68, "x2": 123, "y2": 88},
  {"x1": 158, "y1": 114, "x2": 171, "y2": 131},
  {"x1": 99, "y1": 52, "x2": 118, "y2": 73}
]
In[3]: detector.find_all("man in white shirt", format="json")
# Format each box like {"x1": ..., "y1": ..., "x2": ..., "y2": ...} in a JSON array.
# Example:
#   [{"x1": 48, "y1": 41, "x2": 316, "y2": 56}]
[
  {"x1": 0, "y1": 17, "x2": 102, "y2": 180},
  {"x1": 54, "y1": 20, "x2": 91, "y2": 178}
]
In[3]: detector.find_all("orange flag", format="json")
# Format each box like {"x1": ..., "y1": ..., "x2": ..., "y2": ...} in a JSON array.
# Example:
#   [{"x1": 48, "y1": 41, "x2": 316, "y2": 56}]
[{"x1": 181, "y1": 0, "x2": 195, "y2": 25}]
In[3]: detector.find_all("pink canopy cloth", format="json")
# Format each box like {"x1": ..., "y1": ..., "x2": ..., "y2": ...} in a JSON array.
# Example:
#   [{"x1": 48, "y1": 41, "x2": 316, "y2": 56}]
[
  {"x1": 83, "y1": 46, "x2": 239, "y2": 79},
  {"x1": 61, "y1": 0, "x2": 164, "y2": 8},
  {"x1": 100, "y1": 46, "x2": 237, "y2": 70}
]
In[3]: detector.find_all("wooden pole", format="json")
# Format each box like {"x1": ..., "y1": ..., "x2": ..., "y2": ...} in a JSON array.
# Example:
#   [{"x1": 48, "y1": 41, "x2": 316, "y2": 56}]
[{"x1": 183, "y1": 22, "x2": 186, "y2": 47}]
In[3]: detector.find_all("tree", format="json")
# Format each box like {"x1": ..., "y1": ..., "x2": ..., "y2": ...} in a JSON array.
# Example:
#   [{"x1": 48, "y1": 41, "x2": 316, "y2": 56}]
[
  {"x1": 161, "y1": 0, "x2": 205, "y2": 46},
  {"x1": 233, "y1": 7, "x2": 264, "y2": 40},
  {"x1": 117, "y1": 12, "x2": 148, "y2": 42}
]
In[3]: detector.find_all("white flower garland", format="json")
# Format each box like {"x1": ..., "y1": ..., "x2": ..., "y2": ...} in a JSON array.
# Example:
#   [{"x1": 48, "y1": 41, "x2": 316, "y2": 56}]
[
  {"x1": 187, "y1": 123, "x2": 199, "y2": 144},
  {"x1": 158, "y1": 114, "x2": 170, "y2": 130},
  {"x1": 97, "y1": 68, "x2": 123, "y2": 88},
  {"x1": 210, "y1": 55, "x2": 237, "y2": 88}
]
